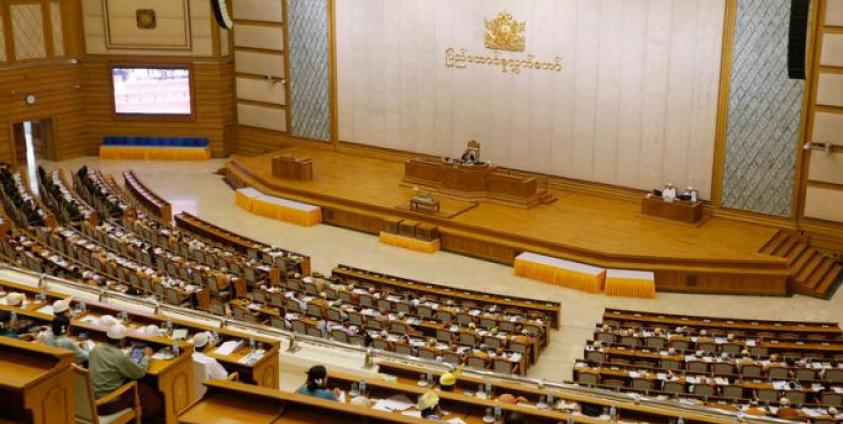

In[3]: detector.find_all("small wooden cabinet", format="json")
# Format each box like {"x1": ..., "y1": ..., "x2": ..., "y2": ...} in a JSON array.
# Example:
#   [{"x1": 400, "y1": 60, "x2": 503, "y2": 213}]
[{"x1": 271, "y1": 154, "x2": 313, "y2": 181}]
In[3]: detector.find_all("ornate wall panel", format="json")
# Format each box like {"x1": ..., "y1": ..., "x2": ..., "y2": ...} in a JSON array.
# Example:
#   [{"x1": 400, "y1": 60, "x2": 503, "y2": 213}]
[
  {"x1": 51, "y1": 2, "x2": 65, "y2": 57},
  {"x1": 82, "y1": 0, "x2": 213, "y2": 56},
  {"x1": 287, "y1": 0, "x2": 331, "y2": 142},
  {"x1": 11, "y1": 4, "x2": 47, "y2": 60},
  {"x1": 721, "y1": 0, "x2": 802, "y2": 216}
]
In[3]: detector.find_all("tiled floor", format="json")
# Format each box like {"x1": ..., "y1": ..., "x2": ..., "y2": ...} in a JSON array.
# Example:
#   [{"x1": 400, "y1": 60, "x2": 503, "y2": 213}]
[{"x1": 40, "y1": 157, "x2": 843, "y2": 387}]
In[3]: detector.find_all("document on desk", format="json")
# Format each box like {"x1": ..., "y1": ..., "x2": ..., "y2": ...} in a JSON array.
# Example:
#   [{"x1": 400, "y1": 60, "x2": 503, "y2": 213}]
[
  {"x1": 372, "y1": 394, "x2": 414, "y2": 412},
  {"x1": 214, "y1": 340, "x2": 244, "y2": 356},
  {"x1": 446, "y1": 418, "x2": 467, "y2": 424},
  {"x1": 401, "y1": 411, "x2": 422, "y2": 418}
]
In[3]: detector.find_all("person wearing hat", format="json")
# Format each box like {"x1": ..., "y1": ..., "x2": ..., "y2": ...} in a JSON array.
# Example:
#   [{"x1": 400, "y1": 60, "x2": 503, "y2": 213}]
[
  {"x1": 777, "y1": 397, "x2": 800, "y2": 419},
  {"x1": 52, "y1": 297, "x2": 73, "y2": 318},
  {"x1": 41, "y1": 313, "x2": 87, "y2": 364},
  {"x1": 89, "y1": 324, "x2": 163, "y2": 418},
  {"x1": 6, "y1": 292, "x2": 25, "y2": 307},
  {"x1": 439, "y1": 372, "x2": 457, "y2": 392},
  {"x1": 417, "y1": 390, "x2": 442, "y2": 420},
  {"x1": 296, "y1": 365, "x2": 339, "y2": 401},
  {"x1": 191, "y1": 331, "x2": 228, "y2": 380}
]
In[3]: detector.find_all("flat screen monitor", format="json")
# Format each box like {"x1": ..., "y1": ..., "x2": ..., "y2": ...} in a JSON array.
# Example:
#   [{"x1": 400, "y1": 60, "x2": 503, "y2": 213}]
[{"x1": 112, "y1": 66, "x2": 192, "y2": 116}]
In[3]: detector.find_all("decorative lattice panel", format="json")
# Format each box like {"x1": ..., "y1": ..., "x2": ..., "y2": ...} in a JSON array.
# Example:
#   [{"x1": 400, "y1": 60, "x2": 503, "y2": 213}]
[
  {"x1": 721, "y1": 0, "x2": 803, "y2": 216},
  {"x1": 50, "y1": 2, "x2": 64, "y2": 57},
  {"x1": 287, "y1": 0, "x2": 331, "y2": 141},
  {"x1": 11, "y1": 4, "x2": 46, "y2": 60}
]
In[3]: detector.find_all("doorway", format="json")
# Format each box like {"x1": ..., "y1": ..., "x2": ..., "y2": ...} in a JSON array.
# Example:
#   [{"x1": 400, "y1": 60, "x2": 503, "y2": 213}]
[{"x1": 12, "y1": 119, "x2": 54, "y2": 194}]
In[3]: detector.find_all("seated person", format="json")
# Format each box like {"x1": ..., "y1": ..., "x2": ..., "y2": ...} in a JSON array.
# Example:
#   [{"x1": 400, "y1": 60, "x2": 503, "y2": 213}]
[
  {"x1": 0, "y1": 310, "x2": 20, "y2": 338},
  {"x1": 41, "y1": 313, "x2": 88, "y2": 364},
  {"x1": 52, "y1": 297, "x2": 73, "y2": 320},
  {"x1": 682, "y1": 186, "x2": 698, "y2": 202},
  {"x1": 417, "y1": 390, "x2": 442, "y2": 420},
  {"x1": 439, "y1": 371, "x2": 457, "y2": 392},
  {"x1": 296, "y1": 365, "x2": 339, "y2": 401},
  {"x1": 459, "y1": 140, "x2": 481, "y2": 164},
  {"x1": 190, "y1": 332, "x2": 228, "y2": 380},
  {"x1": 777, "y1": 397, "x2": 800, "y2": 419},
  {"x1": 662, "y1": 183, "x2": 677, "y2": 202},
  {"x1": 735, "y1": 350, "x2": 757, "y2": 369},
  {"x1": 89, "y1": 324, "x2": 163, "y2": 419}
]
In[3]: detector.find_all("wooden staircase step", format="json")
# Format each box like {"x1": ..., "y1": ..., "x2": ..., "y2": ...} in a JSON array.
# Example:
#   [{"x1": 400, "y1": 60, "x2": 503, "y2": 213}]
[
  {"x1": 796, "y1": 254, "x2": 825, "y2": 283},
  {"x1": 784, "y1": 244, "x2": 809, "y2": 264},
  {"x1": 805, "y1": 259, "x2": 835, "y2": 290},
  {"x1": 759, "y1": 231, "x2": 788, "y2": 255},
  {"x1": 792, "y1": 249, "x2": 818, "y2": 275},
  {"x1": 773, "y1": 237, "x2": 798, "y2": 257},
  {"x1": 814, "y1": 263, "x2": 843, "y2": 297}
]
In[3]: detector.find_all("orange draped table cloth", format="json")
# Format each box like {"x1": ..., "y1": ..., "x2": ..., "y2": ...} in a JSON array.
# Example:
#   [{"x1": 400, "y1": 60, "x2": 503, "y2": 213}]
[
  {"x1": 513, "y1": 252, "x2": 606, "y2": 294},
  {"x1": 604, "y1": 269, "x2": 656, "y2": 298},
  {"x1": 99, "y1": 146, "x2": 211, "y2": 161},
  {"x1": 235, "y1": 187, "x2": 321, "y2": 227},
  {"x1": 378, "y1": 232, "x2": 440, "y2": 254}
]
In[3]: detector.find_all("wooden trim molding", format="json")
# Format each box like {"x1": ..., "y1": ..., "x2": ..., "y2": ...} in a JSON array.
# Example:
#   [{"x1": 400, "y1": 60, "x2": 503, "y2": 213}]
[
  {"x1": 328, "y1": 0, "x2": 338, "y2": 148},
  {"x1": 281, "y1": 0, "x2": 292, "y2": 138},
  {"x1": 794, "y1": 0, "x2": 825, "y2": 219},
  {"x1": 710, "y1": 0, "x2": 738, "y2": 208}
]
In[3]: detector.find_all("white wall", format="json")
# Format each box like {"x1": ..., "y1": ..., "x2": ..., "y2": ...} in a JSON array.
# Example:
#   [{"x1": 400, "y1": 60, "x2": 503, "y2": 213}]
[{"x1": 336, "y1": 0, "x2": 725, "y2": 198}]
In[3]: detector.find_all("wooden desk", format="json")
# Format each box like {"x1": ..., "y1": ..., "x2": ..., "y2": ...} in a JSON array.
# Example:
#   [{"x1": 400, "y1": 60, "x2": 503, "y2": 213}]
[
  {"x1": 175, "y1": 212, "x2": 311, "y2": 274},
  {"x1": 604, "y1": 309, "x2": 843, "y2": 338},
  {"x1": 641, "y1": 196, "x2": 704, "y2": 225},
  {"x1": 0, "y1": 336, "x2": 75, "y2": 424},
  {"x1": 332, "y1": 265, "x2": 561, "y2": 329},
  {"x1": 124, "y1": 170, "x2": 173, "y2": 222},
  {"x1": 403, "y1": 158, "x2": 554, "y2": 209},
  {"x1": 376, "y1": 360, "x2": 736, "y2": 424},
  {"x1": 272, "y1": 154, "x2": 313, "y2": 181},
  {"x1": 180, "y1": 380, "x2": 426, "y2": 423}
]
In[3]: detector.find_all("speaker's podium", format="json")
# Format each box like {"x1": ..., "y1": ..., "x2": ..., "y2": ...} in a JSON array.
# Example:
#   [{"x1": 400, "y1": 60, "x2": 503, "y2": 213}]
[{"x1": 402, "y1": 158, "x2": 555, "y2": 209}]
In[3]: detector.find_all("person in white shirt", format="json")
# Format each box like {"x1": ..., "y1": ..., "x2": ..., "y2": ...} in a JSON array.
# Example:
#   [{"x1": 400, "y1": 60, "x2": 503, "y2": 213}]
[
  {"x1": 191, "y1": 332, "x2": 228, "y2": 380},
  {"x1": 662, "y1": 183, "x2": 677, "y2": 202}
]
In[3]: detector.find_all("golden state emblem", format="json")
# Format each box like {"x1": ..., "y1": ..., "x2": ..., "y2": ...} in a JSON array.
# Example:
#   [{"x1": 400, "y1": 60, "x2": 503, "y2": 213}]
[{"x1": 484, "y1": 11, "x2": 525, "y2": 52}]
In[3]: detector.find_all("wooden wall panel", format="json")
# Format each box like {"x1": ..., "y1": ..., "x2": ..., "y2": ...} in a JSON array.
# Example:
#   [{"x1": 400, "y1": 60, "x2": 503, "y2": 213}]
[
  {"x1": 809, "y1": 151, "x2": 843, "y2": 185},
  {"x1": 804, "y1": 185, "x2": 843, "y2": 222},
  {"x1": 0, "y1": 64, "x2": 86, "y2": 163},
  {"x1": 827, "y1": 0, "x2": 843, "y2": 25},
  {"x1": 81, "y1": 59, "x2": 235, "y2": 157}
]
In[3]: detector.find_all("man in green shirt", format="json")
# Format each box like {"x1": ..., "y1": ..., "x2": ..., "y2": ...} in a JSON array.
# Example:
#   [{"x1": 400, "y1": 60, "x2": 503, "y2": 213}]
[
  {"x1": 89, "y1": 323, "x2": 163, "y2": 419},
  {"x1": 42, "y1": 314, "x2": 88, "y2": 364}
]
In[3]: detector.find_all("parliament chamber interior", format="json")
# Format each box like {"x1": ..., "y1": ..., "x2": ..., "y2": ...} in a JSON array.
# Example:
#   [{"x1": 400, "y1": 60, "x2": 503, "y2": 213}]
[{"x1": 1, "y1": 0, "x2": 843, "y2": 423}]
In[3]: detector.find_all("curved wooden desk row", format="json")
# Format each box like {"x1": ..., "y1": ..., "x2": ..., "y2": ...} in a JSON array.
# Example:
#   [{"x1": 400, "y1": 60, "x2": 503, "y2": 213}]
[
  {"x1": 373, "y1": 361, "x2": 747, "y2": 424},
  {"x1": 123, "y1": 170, "x2": 173, "y2": 222},
  {"x1": 326, "y1": 366, "x2": 740, "y2": 424},
  {"x1": 174, "y1": 211, "x2": 311, "y2": 275},
  {"x1": 332, "y1": 265, "x2": 561, "y2": 329},
  {"x1": 604, "y1": 309, "x2": 843, "y2": 337}
]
